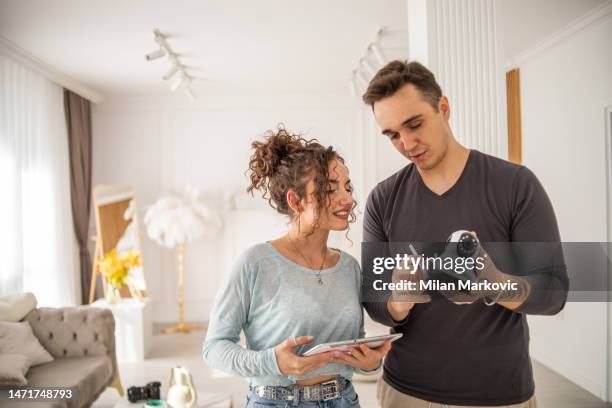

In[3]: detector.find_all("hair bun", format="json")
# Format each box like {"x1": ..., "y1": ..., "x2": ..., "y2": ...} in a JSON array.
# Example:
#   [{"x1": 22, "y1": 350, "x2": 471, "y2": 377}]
[
  {"x1": 247, "y1": 126, "x2": 306, "y2": 192},
  {"x1": 261, "y1": 127, "x2": 302, "y2": 175}
]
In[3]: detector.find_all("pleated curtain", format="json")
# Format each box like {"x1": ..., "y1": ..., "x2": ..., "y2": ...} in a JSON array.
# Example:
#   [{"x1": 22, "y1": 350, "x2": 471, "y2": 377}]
[{"x1": 0, "y1": 54, "x2": 79, "y2": 306}]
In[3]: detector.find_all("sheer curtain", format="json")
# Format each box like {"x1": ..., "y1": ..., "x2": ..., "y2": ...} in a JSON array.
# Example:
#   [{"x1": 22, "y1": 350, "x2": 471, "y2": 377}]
[{"x1": 0, "y1": 54, "x2": 79, "y2": 306}]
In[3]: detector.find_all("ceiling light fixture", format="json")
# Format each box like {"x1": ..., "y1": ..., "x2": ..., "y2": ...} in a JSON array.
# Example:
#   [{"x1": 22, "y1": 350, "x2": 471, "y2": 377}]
[
  {"x1": 360, "y1": 58, "x2": 375, "y2": 76},
  {"x1": 170, "y1": 73, "x2": 186, "y2": 92},
  {"x1": 145, "y1": 47, "x2": 166, "y2": 61},
  {"x1": 370, "y1": 43, "x2": 386, "y2": 66},
  {"x1": 146, "y1": 28, "x2": 197, "y2": 101},
  {"x1": 348, "y1": 26, "x2": 390, "y2": 98},
  {"x1": 163, "y1": 63, "x2": 180, "y2": 80}
]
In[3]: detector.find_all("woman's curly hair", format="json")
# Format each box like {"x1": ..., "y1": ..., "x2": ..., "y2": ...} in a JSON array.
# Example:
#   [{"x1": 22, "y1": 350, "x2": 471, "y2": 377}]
[{"x1": 246, "y1": 125, "x2": 356, "y2": 231}]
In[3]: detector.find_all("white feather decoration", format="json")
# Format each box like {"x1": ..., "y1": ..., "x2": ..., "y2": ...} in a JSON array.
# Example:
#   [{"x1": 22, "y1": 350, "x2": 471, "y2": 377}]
[{"x1": 144, "y1": 187, "x2": 222, "y2": 248}]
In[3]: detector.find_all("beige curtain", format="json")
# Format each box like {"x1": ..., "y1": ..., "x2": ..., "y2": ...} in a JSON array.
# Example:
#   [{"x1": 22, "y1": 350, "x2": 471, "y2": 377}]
[{"x1": 63, "y1": 89, "x2": 93, "y2": 304}]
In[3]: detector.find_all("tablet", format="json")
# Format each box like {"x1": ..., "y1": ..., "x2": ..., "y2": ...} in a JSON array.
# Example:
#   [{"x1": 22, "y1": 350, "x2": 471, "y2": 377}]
[{"x1": 302, "y1": 333, "x2": 403, "y2": 357}]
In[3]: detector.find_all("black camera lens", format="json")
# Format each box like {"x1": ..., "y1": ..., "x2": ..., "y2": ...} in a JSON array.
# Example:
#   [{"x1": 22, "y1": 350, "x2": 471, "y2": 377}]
[
  {"x1": 456, "y1": 233, "x2": 478, "y2": 257},
  {"x1": 127, "y1": 386, "x2": 146, "y2": 403},
  {"x1": 127, "y1": 381, "x2": 161, "y2": 402}
]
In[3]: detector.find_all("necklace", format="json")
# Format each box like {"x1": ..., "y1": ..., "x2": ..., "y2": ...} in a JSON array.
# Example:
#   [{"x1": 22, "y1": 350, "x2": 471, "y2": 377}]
[{"x1": 288, "y1": 235, "x2": 327, "y2": 285}]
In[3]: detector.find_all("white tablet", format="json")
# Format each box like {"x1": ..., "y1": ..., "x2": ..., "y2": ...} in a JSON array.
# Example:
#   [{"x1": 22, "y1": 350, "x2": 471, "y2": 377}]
[{"x1": 302, "y1": 333, "x2": 403, "y2": 357}]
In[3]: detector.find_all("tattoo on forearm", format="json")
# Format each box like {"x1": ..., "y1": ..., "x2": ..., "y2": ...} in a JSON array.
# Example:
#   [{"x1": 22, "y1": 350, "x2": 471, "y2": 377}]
[{"x1": 496, "y1": 277, "x2": 530, "y2": 302}]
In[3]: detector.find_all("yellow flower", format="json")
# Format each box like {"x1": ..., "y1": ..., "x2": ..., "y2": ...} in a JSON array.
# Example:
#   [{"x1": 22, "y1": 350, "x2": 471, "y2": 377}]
[
  {"x1": 99, "y1": 249, "x2": 128, "y2": 289},
  {"x1": 99, "y1": 249, "x2": 143, "y2": 289},
  {"x1": 123, "y1": 250, "x2": 143, "y2": 269}
]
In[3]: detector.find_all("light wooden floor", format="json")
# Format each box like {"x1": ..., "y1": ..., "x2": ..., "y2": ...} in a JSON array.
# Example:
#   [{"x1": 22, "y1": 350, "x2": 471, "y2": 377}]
[{"x1": 94, "y1": 325, "x2": 611, "y2": 408}]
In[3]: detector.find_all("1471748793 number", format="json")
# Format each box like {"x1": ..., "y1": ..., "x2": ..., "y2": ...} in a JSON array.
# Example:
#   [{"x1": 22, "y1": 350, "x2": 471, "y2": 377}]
[{"x1": 7, "y1": 388, "x2": 73, "y2": 400}]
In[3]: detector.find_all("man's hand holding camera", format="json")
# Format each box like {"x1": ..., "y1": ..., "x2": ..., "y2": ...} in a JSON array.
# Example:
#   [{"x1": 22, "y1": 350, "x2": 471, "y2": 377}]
[
  {"x1": 384, "y1": 232, "x2": 532, "y2": 311},
  {"x1": 439, "y1": 234, "x2": 532, "y2": 309}
]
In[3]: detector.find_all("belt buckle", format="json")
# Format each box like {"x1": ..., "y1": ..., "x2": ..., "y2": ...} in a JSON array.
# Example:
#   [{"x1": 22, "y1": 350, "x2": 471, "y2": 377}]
[
  {"x1": 303, "y1": 386, "x2": 311, "y2": 400},
  {"x1": 321, "y1": 380, "x2": 339, "y2": 401}
]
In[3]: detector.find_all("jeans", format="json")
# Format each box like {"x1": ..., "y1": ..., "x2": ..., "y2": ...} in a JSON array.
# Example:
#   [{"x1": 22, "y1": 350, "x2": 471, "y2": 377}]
[{"x1": 245, "y1": 378, "x2": 360, "y2": 408}]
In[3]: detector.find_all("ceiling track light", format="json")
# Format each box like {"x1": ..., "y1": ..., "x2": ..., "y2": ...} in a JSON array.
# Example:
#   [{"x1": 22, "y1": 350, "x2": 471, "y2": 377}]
[
  {"x1": 374, "y1": 26, "x2": 386, "y2": 40},
  {"x1": 370, "y1": 43, "x2": 386, "y2": 66},
  {"x1": 146, "y1": 28, "x2": 197, "y2": 101},
  {"x1": 163, "y1": 64, "x2": 180, "y2": 80},
  {"x1": 348, "y1": 26, "x2": 391, "y2": 97},
  {"x1": 170, "y1": 73, "x2": 187, "y2": 92},
  {"x1": 360, "y1": 58, "x2": 375, "y2": 76},
  {"x1": 145, "y1": 47, "x2": 166, "y2": 61}
]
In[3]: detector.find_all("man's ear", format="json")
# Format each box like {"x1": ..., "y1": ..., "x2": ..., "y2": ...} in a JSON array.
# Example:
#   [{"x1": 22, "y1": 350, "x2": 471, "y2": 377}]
[
  {"x1": 439, "y1": 96, "x2": 450, "y2": 121},
  {"x1": 286, "y1": 189, "x2": 302, "y2": 213}
]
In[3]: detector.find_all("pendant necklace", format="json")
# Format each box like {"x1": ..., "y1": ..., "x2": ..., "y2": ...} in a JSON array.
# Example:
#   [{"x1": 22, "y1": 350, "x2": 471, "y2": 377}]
[{"x1": 288, "y1": 236, "x2": 327, "y2": 285}]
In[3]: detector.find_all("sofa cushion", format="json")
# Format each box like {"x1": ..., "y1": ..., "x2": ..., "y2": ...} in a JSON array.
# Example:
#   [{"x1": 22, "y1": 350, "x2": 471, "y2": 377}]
[
  {"x1": 25, "y1": 356, "x2": 113, "y2": 408},
  {"x1": 0, "y1": 321, "x2": 53, "y2": 367},
  {"x1": 25, "y1": 307, "x2": 113, "y2": 359},
  {"x1": 0, "y1": 354, "x2": 29, "y2": 386},
  {"x1": 0, "y1": 292, "x2": 37, "y2": 322}
]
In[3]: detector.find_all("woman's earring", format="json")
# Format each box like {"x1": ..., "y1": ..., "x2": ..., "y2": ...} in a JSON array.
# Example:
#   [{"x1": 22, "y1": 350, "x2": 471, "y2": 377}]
[{"x1": 297, "y1": 213, "x2": 301, "y2": 235}]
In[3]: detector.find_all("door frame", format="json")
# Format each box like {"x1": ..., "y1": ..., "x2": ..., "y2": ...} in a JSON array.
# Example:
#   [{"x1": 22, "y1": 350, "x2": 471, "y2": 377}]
[{"x1": 605, "y1": 98, "x2": 612, "y2": 402}]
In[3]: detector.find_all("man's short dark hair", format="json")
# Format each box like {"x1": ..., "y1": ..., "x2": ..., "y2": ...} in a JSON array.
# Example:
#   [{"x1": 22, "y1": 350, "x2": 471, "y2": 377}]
[{"x1": 362, "y1": 60, "x2": 443, "y2": 112}]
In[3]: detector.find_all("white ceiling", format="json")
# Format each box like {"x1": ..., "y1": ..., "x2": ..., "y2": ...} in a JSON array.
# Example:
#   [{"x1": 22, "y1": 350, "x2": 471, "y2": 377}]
[
  {"x1": 499, "y1": 0, "x2": 607, "y2": 60},
  {"x1": 0, "y1": 0, "x2": 408, "y2": 98}
]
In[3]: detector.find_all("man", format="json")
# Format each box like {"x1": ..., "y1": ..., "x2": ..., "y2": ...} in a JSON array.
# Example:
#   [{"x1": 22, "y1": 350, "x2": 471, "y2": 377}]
[{"x1": 361, "y1": 61, "x2": 569, "y2": 407}]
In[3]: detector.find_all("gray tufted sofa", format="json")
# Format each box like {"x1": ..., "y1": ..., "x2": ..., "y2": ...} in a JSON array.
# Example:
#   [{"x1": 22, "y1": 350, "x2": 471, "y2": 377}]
[{"x1": 6, "y1": 306, "x2": 123, "y2": 408}]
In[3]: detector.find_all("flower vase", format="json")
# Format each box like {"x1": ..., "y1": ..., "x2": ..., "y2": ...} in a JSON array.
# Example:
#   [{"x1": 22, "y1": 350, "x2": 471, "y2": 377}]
[{"x1": 106, "y1": 287, "x2": 122, "y2": 304}]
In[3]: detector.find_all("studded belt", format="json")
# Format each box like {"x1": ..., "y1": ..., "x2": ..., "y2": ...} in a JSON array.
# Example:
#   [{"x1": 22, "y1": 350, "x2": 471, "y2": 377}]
[{"x1": 249, "y1": 377, "x2": 345, "y2": 402}]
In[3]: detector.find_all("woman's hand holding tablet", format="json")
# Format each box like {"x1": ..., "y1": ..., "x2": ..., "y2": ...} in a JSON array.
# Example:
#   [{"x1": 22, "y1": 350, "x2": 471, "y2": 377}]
[{"x1": 274, "y1": 335, "x2": 336, "y2": 376}]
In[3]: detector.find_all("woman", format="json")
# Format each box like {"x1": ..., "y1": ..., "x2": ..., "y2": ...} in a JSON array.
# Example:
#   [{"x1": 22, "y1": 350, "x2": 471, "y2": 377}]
[{"x1": 203, "y1": 127, "x2": 391, "y2": 407}]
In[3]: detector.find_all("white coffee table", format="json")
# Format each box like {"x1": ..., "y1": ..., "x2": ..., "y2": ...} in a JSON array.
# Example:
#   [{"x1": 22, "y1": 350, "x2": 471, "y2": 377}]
[{"x1": 112, "y1": 391, "x2": 232, "y2": 408}]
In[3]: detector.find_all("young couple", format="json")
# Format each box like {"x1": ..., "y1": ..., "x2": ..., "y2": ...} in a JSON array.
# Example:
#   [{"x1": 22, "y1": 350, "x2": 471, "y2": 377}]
[{"x1": 204, "y1": 60, "x2": 567, "y2": 408}]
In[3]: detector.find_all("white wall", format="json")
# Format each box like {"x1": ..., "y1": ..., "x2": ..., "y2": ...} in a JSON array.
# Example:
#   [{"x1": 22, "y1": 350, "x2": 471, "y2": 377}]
[
  {"x1": 92, "y1": 93, "x2": 398, "y2": 323},
  {"x1": 502, "y1": 2, "x2": 612, "y2": 400},
  {"x1": 405, "y1": 0, "x2": 509, "y2": 159}
]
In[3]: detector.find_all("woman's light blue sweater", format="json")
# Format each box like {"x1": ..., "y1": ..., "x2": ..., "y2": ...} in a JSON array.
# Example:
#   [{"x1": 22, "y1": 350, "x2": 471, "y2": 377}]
[{"x1": 202, "y1": 242, "x2": 378, "y2": 386}]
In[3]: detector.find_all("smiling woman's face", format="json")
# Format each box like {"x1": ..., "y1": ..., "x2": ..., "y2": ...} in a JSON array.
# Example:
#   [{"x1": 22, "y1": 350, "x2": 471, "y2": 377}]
[
  {"x1": 373, "y1": 83, "x2": 453, "y2": 172},
  {"x1": 298, "y1": 159, "x2": 354, "y2": 232}
]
